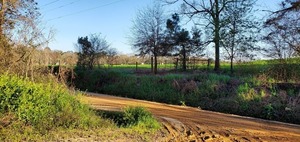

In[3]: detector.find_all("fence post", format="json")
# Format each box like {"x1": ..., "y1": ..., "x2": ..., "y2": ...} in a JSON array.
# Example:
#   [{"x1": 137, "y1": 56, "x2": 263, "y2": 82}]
[
  {"x1": 207, "y1": 59, "x2": 211, "y2": 70},
  {"x1": 175, "y1": 58, "x2": 179, "y2": 71},
  {"x1": 136, "y1": 62, "x2": 138, "y2": 71},
  {"x1": 151, "y1": 56, "x2": 154, "y2": 73},
  {"x1": 193, "y1": 57, "x2": 196, "y2": 70}
]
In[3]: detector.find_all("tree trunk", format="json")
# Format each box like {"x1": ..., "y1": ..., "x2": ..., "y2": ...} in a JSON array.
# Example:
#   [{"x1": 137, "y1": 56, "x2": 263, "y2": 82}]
[
  {"x1": 175, "y1": 58, "x2": 179, "y2": 71},
  {"x1": 151, "y1": 56, "x2": 154, "y2": 73},
  {"x1": 230, "y1": 16, "x2": 237, "y2": 74},
  {"x1": 154, "y1": 54, "x2": 158, "y2": 74},
  {"x1": 0, "y1": 0, "x2": 6, "y2": 36},
  {"x1": 230, "y1": 56, "x2": 233, "y2": 74},
  {"x1": 214, "y1": 0, "x2": 220, "y2": 72},
  {"x1": 182, "y1": 46, "x2": 186, "y2": 71}
]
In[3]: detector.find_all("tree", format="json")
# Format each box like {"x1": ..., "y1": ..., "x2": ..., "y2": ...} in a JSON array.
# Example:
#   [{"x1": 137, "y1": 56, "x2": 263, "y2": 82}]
[
  {"x1": 220, "y1": 0, "x2": 259, "y2": 73},
  {"x1": 106, "y1": 48, "x2": 118, "y2": 66},
  {"x1": 190, "y1": 27, "x2": 205, "y2": 57},
  {"x1": 163, "y1": 0, "x2": 237, "y2": 71},
  {"x1": 274, "y1": 0, "x2": 300, "y2": 16},
  {"x1": 76, "y1": 34, "x2": 109, "y2": 70},
  {"x1": 0, "y1": 0, "x2": 52, "y2": 77},
  {"x1": 130, "y1": 3, "x2": 167, "y2": 74},
  {"x1": 0, "y1": 0, "x2": 39, "y2": 36},
  {"x1": 264, "y1": 0, "x2": 300, "y2": 58},
  {"x1": 166, "y1": 13, "x2": 204, "y2": 70},
  {"x1": 61, "y1": 51, "x2": 78, "y2": 66}
]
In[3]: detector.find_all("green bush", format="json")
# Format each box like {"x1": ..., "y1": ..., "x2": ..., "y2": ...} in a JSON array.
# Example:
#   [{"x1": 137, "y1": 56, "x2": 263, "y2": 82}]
[
  {"x1": 123, "y1": 107, "x2": 155, "y2": 127},
  {"x1": 0, "y1": 73, "x2": 106, "y2": 131},
  {"x1": 98, "y1": 106, "x2": 161, "y2": 133}
]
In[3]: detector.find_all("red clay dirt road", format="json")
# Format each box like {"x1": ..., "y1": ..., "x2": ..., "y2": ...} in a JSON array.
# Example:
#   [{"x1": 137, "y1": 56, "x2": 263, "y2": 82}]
[{"x1": 84, "y1": 93, "x2": 300, "y2": 142}]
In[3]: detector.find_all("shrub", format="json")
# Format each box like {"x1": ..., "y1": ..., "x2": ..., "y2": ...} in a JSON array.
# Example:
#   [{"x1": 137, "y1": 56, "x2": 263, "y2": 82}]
[
  {"x1": 263, "y1": 103, "x2": 275, "y2": 120},
  {"x1": 98, "y1": 106, "x2": 161, "y2": 133},
  {"x1": 265, "y1": 59, "x2": 300, "y2": 82},
  {"x1": 123, "y1": 107, "x2": 155, "y2": 127}
]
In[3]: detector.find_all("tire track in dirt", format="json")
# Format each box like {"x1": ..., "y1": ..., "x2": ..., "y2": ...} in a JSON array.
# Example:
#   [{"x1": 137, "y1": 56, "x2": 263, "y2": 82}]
[{"x1": 84, "y1": 93, "x2": 300, "y2": 142}]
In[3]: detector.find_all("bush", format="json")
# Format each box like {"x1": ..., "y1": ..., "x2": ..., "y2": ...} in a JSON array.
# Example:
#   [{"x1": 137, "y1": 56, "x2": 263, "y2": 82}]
[
  {"x1": 266, "y1": 59, "x2": 300, "y2": 82},
  {"x1": 0, "y1": 73, "x2": 107, "y2": 132},
  {"x1": 98, "y1": 106, "x2": 161, "y2": 133},
  {"x1": 123, "y1": 106, "x2": 159, "y2": 128}
]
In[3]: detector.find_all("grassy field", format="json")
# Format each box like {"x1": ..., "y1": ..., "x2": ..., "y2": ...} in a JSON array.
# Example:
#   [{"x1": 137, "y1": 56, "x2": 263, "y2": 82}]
[{"x1": 73, "y1": 58, "x2": 300, "y2": 124}]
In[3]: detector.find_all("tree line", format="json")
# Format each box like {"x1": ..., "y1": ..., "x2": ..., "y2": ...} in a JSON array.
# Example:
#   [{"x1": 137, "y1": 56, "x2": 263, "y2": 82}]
[
  {"x1": 0, "y1": 0, "x2": 299, "y2": 76},
  {"x1": 127, "y1": 0, "x2": 300, "y2": 74}
]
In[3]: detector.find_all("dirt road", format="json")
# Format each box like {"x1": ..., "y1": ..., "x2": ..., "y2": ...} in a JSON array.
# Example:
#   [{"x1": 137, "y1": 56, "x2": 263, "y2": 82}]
[{"x1": 84, "y1": 93, "x2": 300, "y2": 142}]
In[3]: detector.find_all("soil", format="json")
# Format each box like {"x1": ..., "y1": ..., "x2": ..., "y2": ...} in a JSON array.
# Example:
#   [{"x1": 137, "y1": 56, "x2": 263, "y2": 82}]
[{"x1": 84, "y1": 93, "x2": 300, "y2": 142}]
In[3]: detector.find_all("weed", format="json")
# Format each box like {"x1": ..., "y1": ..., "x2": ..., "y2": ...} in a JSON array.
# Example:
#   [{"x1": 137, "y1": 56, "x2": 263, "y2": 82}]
[{"x1": 263, "y1": 103, "x2": 275, "y2": 120}]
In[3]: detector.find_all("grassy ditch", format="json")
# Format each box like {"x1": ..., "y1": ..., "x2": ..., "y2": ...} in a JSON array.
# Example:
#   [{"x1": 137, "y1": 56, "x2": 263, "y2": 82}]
[
  {"x1": 73, "y1": 65, "x2": 300, "y2": 124},
  {"x1": 0, "y1": 74, "x2": 161, "y2": 141}
]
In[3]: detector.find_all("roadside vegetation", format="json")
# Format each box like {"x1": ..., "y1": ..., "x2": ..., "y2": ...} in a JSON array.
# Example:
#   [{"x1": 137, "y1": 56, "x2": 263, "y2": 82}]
[
  {"x1": 73, "y1": 58, "x2": 300, "y2": 124},
  {"x1": 0, "y1": 73, "x2": 160, "y2": 141}
]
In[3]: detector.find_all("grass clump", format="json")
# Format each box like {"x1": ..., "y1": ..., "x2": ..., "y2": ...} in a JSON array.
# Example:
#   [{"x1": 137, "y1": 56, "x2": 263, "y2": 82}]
[
  {"x1": 123, "y1": 106, "x2": 160, "y2": 130},
  {"x1": 99, "y1": 106, "x2": 161, "y2": 134}
]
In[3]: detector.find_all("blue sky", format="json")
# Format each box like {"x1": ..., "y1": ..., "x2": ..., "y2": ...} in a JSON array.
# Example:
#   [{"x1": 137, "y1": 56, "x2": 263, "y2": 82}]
[{"x1": 37, "y1": 0, "x2": 282, "y2": 54}]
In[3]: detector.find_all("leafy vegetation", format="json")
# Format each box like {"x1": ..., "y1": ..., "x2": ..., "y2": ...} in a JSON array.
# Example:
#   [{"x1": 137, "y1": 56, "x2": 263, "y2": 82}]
[
  {"x1": 0, "y1": 74, "x2": 161, "y2": 141},
  {"x1": 0, "y1": 73, "x2": 107, "y2": 129}
]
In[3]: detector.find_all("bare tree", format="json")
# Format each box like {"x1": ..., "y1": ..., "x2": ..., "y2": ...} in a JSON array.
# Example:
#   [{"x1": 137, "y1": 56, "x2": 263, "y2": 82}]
[
  {"x1": 220, "y1": 0, "x2": 260, "y2": 73},
  {"x1": 130, "y1": 3, "x2": 167, "y2": 74},
  {"x1": 273, "y1": 0, "x2": 300, "y2": 17},
  {"x1": 76, "y1": 34, "x2": 110, "y2": 70},
  {"x1": 0, "y1": 0, "x2": 40, "y2": 36},
  {"x1": 0, "y1": 0, "x2": 55, "y2": 78},
  {"x1": 106, "y1": 48, "x2": 118, "y2": 66},
  {"x1": 0, "y1": 0, "x2": 39, "y2": 70},
  {"x1": 264, "y1": 0, "x2": 300, "y2": 58},
  {"x1": 61, "y1": 51, "x2": 78, "y2": 66}
]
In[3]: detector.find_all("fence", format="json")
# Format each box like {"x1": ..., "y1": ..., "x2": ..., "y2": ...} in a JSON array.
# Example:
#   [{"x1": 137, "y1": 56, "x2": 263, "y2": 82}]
[{"x1": 133, "y1": 57, "x2": 211, "y2": 71}]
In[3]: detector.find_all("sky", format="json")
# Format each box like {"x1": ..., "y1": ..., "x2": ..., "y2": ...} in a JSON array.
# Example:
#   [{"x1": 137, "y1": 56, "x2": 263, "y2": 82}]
[{"x1": 37, "y1": 0, "x2": 282, "y2": 54}]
